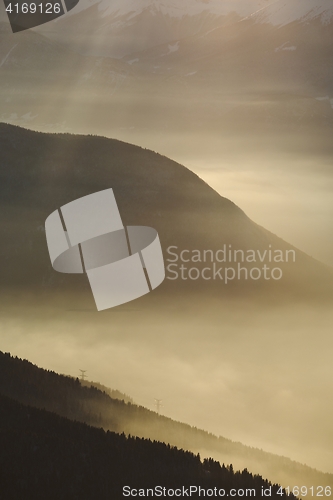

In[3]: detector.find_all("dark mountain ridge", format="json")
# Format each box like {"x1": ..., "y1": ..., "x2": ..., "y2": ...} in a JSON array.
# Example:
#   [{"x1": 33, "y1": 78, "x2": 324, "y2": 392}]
[
  {"x1": 0, "y1": 351, "x2": 332, "y2": 491},
  {"x1": 0, "y1": 392, "x2": 294, "y2": 500},
  {"x1": 0, "y1": 123, "x2": 332, "y2": 304},
  {"x1": 79, "y1": 378, "x2": 134, "y2": 404}
]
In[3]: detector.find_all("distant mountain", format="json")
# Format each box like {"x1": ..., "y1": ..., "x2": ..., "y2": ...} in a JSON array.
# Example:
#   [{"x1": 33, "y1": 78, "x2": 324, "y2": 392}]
[
  {"x1": 250, "y1": 0, "x2": 333, "y2": 26},
  {"x1": 66, "y1": 0, "x2": 276, "y2": 20},
  {"x1": 125, "y1": 1, "x2": 333, "y2": 94},
  {"x1": 108, "y1": 0, "x2": 333, "y2": 140},
  {"x1": 1, "y1": 393, "x2": 294, "y2": 500},
  {"x1": 32, "y1": 0, "x2": 277, "y2": 57},
  {"x1": 1, "y1": 351, "x2": 332, "y2": 492},
  {"x1": 1, "y1": 0, "x2": 333, "y2": 139},
  {"x1": 0, "y1": 123, "x2": 332, "y2": 302}
]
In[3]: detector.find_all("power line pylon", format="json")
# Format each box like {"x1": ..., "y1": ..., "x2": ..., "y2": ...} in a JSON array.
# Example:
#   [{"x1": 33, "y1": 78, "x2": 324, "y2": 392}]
[{"x1": 154, "y1": 398, "x2": 163, "y2": 414}]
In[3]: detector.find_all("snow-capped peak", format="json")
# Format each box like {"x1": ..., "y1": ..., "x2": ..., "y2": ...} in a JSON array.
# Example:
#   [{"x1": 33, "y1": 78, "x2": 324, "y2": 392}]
[
  {"x1": 249, "y1": 0, "x2": 333, "y2": 26},
  {"x1": 69, "y1": 0, "x2": 277, "y2": 19}
]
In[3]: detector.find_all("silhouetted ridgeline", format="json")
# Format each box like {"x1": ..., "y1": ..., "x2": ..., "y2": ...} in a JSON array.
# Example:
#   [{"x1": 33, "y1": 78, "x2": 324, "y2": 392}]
[
  {"x1": 0, "y1": 123, "x2": 333, "y2": 302},
  {"x1": 79, "y1": 379, "x2": 134, "y2": 404},
  {"x1": 0, "y1": 351, "x2": 332, "y2": 490},
  {"x1": 0, "y1": 393, "x2": 293, "y2": 500}
]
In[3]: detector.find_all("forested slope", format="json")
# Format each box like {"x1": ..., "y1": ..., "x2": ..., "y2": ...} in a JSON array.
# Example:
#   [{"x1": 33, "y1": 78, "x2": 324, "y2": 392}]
[{"x1": 1, "y1": 351, "x2": 331, "y2": 490}]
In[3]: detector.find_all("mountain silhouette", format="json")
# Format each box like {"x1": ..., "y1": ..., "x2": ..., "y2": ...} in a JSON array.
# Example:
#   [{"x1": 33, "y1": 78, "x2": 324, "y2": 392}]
[
  {"x1": 0, "y1": 391, "x2": 296, "y2": 500},
  {"x1": 0, "y1": 123, "x2": 332, "y2": 305},
  {"x1": 1, "y1": 350, "x2": 332, "y2": 491}
]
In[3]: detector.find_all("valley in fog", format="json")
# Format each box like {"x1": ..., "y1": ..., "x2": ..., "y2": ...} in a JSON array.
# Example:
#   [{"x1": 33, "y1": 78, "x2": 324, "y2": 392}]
[{"x1": 1, "y1": 294, "x2": 333, "y2": 474}]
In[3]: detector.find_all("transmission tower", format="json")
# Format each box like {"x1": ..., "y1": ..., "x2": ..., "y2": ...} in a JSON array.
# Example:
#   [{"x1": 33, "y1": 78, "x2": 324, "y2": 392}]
[
  {"x1": 154, "y1": 398, "x2": 163, "y2": 414},
  {"x1": 79, "y1": 369, "x2": 87, "y2": 381}
]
